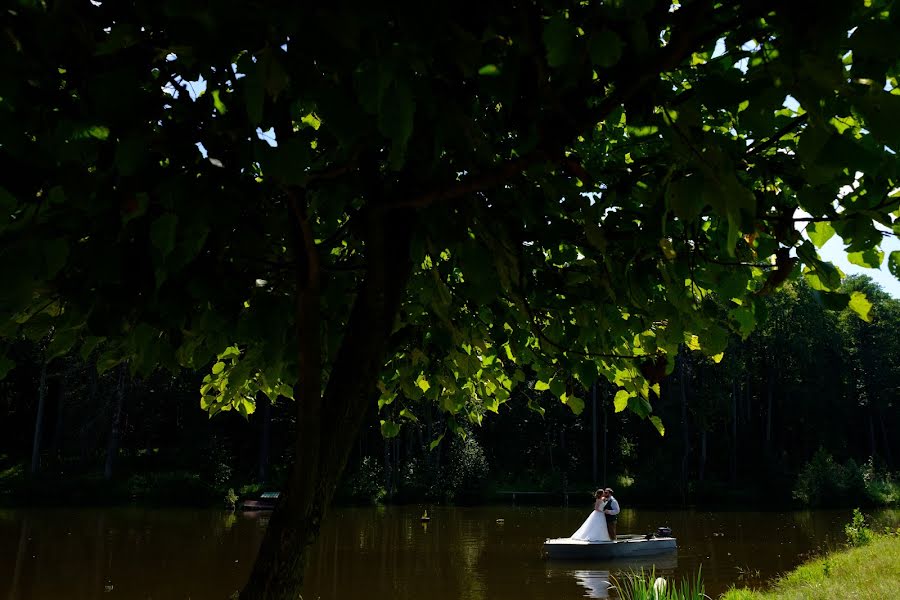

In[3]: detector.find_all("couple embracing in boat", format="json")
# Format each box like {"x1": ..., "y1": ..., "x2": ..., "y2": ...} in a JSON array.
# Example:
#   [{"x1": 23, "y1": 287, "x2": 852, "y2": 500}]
[{"x1": 571, "y1": 487, "x2": 620, "y2": 542}]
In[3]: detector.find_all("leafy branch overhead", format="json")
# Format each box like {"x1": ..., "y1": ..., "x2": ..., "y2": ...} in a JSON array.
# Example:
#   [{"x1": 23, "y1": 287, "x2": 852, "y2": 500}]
[{"x1": 2, "y1": 0, "x2": 900, "y2": 443}]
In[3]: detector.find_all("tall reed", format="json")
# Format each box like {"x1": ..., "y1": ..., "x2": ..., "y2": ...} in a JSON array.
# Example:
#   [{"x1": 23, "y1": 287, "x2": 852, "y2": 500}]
[{"x1": 612, "y1": 567, "x2": 708, "y2": 600}]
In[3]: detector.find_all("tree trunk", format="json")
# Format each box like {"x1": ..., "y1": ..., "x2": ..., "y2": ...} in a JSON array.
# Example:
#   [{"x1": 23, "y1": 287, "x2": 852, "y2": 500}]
[
  {"x1": 591, "y1": 383, "x2": 598, "y2": 483},
  {"x1": 80, "y1": 364, "x2": 99, "y2": 466},
  {"x1": 731, "y1": 377, "x2": 738, "y2": 483},
  {"x1": 879, "y1": 410, "x2": 893, "y2": 468},
  {"x1": 51, "y1": 372, "x2": 67, "y2": 463},
  {"x1": 384, "y1": 437, "x2": 393, "y2": 498},
  {"x1": 698, "y1": 429, "x2": 707, "y2": 482},
  {"x1": 30, "y1": 359, "x2": 48, "y2": 475},
  {"x1": 869, "y1": 411, "x2": 877, "y2": 459},
  {"x1": 602, "y1": 388, "x2": 608, "y2": 486},
  {"x1": 679, "y1": 353, "x2": 690, "y2": 502},
  {"x1": 239, "y1": 203, "x2": 413, "y2": 599},
  {"x1": 258, "y1": 393, "x2": 272, "y2": 484},
  {"x1": 104, "y1": 364, "x2": 127, "y2": 480},
  {"x1": 765, "y1": 370, "x2": 773, "y2": 451}
]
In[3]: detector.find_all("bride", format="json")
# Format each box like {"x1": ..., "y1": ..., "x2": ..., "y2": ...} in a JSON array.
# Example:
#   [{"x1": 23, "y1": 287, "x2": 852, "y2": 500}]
[{"x1": 570, "y1": 489, "x2": 611, "y2": 542}]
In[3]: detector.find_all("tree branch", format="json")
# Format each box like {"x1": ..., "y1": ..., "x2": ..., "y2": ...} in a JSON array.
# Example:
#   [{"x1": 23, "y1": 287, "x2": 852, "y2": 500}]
[
  {"x1": 746, "y1": 114, "x2": 809, "y2": 156},
  {"x1": 388, "y1": 154, "x2": 548, "y2": 209},
  {"x1": 387, "y1": 0, "x2": 777, "y2": 212}
]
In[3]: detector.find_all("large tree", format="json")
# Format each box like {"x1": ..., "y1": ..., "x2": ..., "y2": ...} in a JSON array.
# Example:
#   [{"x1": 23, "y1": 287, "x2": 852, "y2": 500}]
[{"x1": 2, "y1": 0, "x2": 899, "y2": 597}]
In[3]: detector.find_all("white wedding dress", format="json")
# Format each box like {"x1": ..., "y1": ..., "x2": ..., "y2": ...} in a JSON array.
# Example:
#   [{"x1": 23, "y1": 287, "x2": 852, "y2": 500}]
[{"x1": 570, "y1": 502, "x2": 611, "y2": 542}]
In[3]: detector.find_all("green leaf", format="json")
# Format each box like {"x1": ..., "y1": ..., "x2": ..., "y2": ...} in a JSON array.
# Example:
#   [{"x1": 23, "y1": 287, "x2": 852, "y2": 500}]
[
  {"x1": 563, "y1": 394, "x2": 585, "y2": 415},
  {"x1": 244, "y1": 70, "x2": 264, "y2": 124},
  {"x1": 588, "y1": 29, "x2": 623, "y2": 68},
  {"x1": 857, "y1": 93, "x2": 900, "y2": 149},
  {"x1": 115, "y1": 138, "x2": 145, "y2": 177},
  {"x1": 44, "y1": 239, "x2": 69, "y2": 277},
  {"x1": 729, "y1": 306, "x2": 755, "y2": 338},
  {"x1": 848, "y1": 291, "x2": 873, "y2": 323},
  {"x1": 150, "y1": 214, "x2": 178, "y2": 258},
  {"x1": 219, "y1": 346, "x2": 241, "y2": 359},
  {"x1": 665, "y1": 176, "x2": 704, "y2": 223},
  {"x1": 548, "y1": 377, "x2": 566, "y2": 398},
  {"x1": 88, "y1": 125, "x2": 110, "y2": 140},
  {"x1": 0, "y1": 356, "x2": 15, "y2": 380},
  {"x1": 378, "y1": 81, "x2": 415, "y2": 168},
  {"x1": 543, "y1": 16, "x2": 576, "y2": 68},
  {"x1": 80, "y1": 336, "x2": 105, "y2": 359},
  {"x1": 378, "y1": 391, "x2": 397, "y2": 409},
  {"x1": 807, "y1": 222, "x2": 835, "y2": 248},
  {"x1": 534, "y1": 380, "x2": 550, "y2": 391},
  {"x1": 238, "y1": 397, "x2": 256, "y2": 419},
  {"x1": 659, "y1": 238, "x2": 676, "y2": 260},
  {"x1": 847, "y1": 248, "x2": 884, "y2": 269},
  {"x1": 399, "y1": 407, "x2": 419, "y2": 422},
  {"x1": 649, "y1": 415, "x2": 665, "y2": 436},
  {"x1": 812, "y1": 290, "x2": 850, "y2": 311},
  {"x1": 613, "y1": 390, "x2": 629, "y2": 413},
  {"x1": 0, "y1": 186, "x2": 16, "y2": 218},
  {"x1": 415, "y1": 374, "x2": 430, "y2": 393},
  {"x1": 47, "y1": 328, "x2": 78, "y2": 360},
  {"x1": 502, "y1": 342, "x2": 516, "y2": 363},
  {"x1": 428, "y1": 433, "x2": 445, "y2": 451},
  {"x1": 478, "y1": 64, "x2": 501, "y2": 76},
  {"x1": 380, "y1": 419, "x2": 401, "y2": 438},
  {"x1": 889, "y1": 251, "x2": 900, "y2": 278},
  {"x1": 686, "y1": 334, "x2": 701, "y2": 351},
  {"x1": 212, "y1": 89, "x2": 227, "y2": 114},
  {"x1": 258, "y1": 47, "x2": 289, "y2": 99},
  {"x1": 212, "y1": 361, "x2": 226, "y2": 375},
  {"x1": 527, "y1": 397, "x2": 545, "y2": 417}
]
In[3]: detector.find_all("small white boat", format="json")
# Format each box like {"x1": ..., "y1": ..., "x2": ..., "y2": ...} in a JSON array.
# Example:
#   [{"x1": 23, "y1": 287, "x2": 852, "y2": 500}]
[{"x1": 542, "y1": 533, "x2": 677, "y2": 560}]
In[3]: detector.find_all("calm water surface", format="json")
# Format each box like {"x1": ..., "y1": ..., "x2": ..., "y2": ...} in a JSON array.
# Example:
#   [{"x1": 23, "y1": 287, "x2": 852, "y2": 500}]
[{"x1": 2, "y1": 505, "x2": 898, "y2": 599}]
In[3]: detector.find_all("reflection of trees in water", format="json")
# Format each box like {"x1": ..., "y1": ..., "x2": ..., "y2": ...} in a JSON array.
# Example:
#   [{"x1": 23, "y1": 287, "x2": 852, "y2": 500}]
[
  {"x1": 7, "y1": 516, "x2": 29, "y2": 600},
  {"x1": 307, "y1": 506, "x2": 488, "y2": 600},
  {"x1": 0, "y1": 509, "x2": 265, "y2": 599},
  {"x1": 791, "y1": 508, "x2": 900, "y2": 553}
]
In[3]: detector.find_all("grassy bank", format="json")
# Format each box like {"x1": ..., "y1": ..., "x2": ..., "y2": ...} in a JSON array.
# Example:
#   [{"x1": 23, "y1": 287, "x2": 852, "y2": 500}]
[{"x1": 721, "y1": 534, "x2": 900, "y2": 600}]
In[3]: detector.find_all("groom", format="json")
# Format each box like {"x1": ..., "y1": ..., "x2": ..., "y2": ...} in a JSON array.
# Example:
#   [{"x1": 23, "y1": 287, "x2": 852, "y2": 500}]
[{"x1": 601, "y1": 488, "x2": 620, "y2": 539}]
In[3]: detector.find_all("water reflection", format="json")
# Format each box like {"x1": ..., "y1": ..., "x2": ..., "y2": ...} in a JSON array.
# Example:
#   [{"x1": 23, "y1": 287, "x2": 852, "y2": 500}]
[
  {"x1": 547, "y1": 554, "x2": 678, "y2": 599},
  {"x1": 571, "y1": 570, "x2": 611, "y2": 598},
  {"x1": 0, "y1": 506, "x2": 897, "y2": 599}
]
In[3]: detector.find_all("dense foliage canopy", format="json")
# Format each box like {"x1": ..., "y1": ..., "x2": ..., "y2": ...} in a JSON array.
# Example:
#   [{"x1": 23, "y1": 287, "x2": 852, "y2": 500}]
[{"x1": 2, "y1": 0, "x2": 900, "y2": 597}]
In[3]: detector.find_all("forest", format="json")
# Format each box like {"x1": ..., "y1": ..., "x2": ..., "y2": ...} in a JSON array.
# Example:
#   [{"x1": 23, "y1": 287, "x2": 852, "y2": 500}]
[{"x1": 3, "y1": 275, "x2": 897, "y2": 510}]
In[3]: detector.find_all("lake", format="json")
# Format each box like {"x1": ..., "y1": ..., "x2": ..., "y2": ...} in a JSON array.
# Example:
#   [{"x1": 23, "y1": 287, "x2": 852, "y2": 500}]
[{"x1": 2, "y1": 505, "x2": 898, "y2": 599}]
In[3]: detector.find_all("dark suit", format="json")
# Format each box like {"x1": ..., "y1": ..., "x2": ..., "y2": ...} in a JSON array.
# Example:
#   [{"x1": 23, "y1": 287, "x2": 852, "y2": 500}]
[{"x1": 602, "y1": 497, "x2": 619, "y2": 539}]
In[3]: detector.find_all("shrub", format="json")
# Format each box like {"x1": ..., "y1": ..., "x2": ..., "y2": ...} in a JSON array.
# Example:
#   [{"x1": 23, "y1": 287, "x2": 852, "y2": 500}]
[
  {"x1": 793, "y1": 449, "x2": 865, "y2": 507},
  {"x1": 337, "y1": 455, "x2": 386, "y2": 505},
  {"x1": 224, "y1": 488, "x2": 238, "y2": 509},
  {"x1": 444, "y1": 433, "x2": 489, "y2": 498},
  {"x1": 844, "y1": 508, "x2": 873, "y2": 547},
  {"x1": 862, "y1": 458, "x2": 900, "y2": 506}
]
